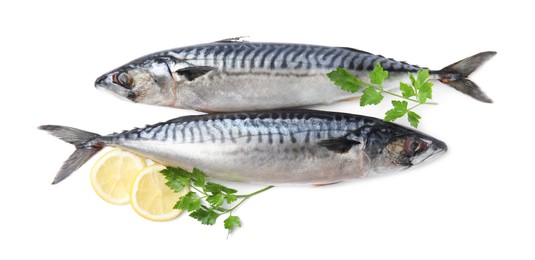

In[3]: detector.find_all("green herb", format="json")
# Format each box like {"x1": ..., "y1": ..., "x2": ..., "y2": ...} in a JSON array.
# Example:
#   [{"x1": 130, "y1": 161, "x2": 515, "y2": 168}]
[
  {"x1": 361, "y1": 87, "x2": 383, "y2": 106},
  {"x1": 161, "y1": 166, "x2": 273, "y2": 237},
  {"x1": 327, "y1": 68, "x2": 363, "y2": 93},
  {"x1": 327, "y1": 63, "x2": 436, "y2": 128}
]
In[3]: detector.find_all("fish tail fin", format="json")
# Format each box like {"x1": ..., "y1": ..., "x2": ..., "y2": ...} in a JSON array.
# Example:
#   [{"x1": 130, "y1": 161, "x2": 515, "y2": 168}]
[
  {"x1": 39, "y1": 125, "x2": 103, "y2": 184},
  {"x1": 438, "y1": 51, "x2": 496, "y2": 103}
]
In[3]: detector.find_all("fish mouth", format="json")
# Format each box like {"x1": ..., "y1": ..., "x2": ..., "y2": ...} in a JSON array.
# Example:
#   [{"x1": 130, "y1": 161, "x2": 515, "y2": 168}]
[
  {"x1": 95, "y1": 74, "x2": 107, "y2": 87},
  {"x1": 429, "y1": 137, "x2": 447, "y2": 153}
]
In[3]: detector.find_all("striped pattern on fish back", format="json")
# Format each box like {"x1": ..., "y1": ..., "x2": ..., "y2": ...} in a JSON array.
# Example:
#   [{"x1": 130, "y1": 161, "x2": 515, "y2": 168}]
[
  {"x1": 165, "y1": 42, "x2": 422, "y2": 72},
  {"x1": 111, "y1": 110, "x2": 380, "y2": 145}
]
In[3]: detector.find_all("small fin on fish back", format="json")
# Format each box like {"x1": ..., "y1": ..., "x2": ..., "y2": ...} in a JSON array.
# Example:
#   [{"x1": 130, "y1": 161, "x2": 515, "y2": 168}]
[
  {"x1": 313, "y1": 182, "x2": 341, "y2": 187},
  {"x1": 215, "y1": 36, "x2": 249, "y2": 43},
  {"x1": 39, "y1": 125, "x2": 103, "y2": 184},
  {"x1": 438, "y1": 51, "x2": 497, "y2": 103}
]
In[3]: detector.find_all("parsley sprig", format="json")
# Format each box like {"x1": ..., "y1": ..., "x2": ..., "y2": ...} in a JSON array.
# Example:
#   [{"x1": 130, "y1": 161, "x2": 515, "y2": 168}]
[
  {"x1": 161, "y1": 166, "x2": 273, "y2": 236},
  {"x1": 327, "y1": 63, "x2": 436, "y2": 128}
]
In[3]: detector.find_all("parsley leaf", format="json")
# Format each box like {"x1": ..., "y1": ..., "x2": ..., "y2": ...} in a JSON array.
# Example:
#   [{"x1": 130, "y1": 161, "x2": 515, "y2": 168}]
[
  {"x1": 360, "y1": 87, "x2": 384, "y2": 106},
  {"x1": 191, "y1": 168, "x2": 205, "y2": 189},
  {"x1": 409, "y1": 73, "x2": 417, "y2": 88},
  {"x1": 206, "y1": 193, "x2": 225, "y2": 208},
  {"x1": 205, "y1": 182, "x2": 237, "y2": 194},
  {"x1": 160, "y1": 167, "x2": 191, "y2": 192},
  {"x1": 417, "y1": 69, "x2": 429, "y2": 86},
  {"x1": 190, "y1": 206, "x2": 219, "y2": 225},
  {"x1": 327, "y1": 68, "x2": 363, "y2": 93},
  {"x1": 225, "y1": 193, "x2": 237, "y2": 204},
  {"x1": 412, "y1": 69, "x2": 432, "y2": 103},
  {"x1": 418, "y1": 81, "x2": 433, "y2": 104},
  {"x1": 407, "y1": 111, "x2": 421, "y2": 128},
  {"x1": 400, "y1": 82, "x2": 415, "y2": 99},
  {"x1": 385, "y1": 100, "x2": 409, "y2": 122},
  {"x1": 221, "y1": 186, "x2": 237, "y2": 194},
  {"x1": 175, "y1": 192, "x2": 201, "y2": 211},
  {"x1": 369, "y1": 62, "x2": 388, "y2": 85},
  {"x1": 224, "y1": 215, "x2": 241, "y2": 233},
  {"x1": 204, "y1": 182, "x2": 224, "y2": 193}
]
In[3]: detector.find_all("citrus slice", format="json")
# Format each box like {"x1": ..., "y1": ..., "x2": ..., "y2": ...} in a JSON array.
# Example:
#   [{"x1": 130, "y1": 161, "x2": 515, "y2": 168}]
[
  {"x1": 130, "y1": 164, "x2": 189, "y2": 221},
  {"x1": 90, "y1": 149, "x2": 146, "y2": 205}
]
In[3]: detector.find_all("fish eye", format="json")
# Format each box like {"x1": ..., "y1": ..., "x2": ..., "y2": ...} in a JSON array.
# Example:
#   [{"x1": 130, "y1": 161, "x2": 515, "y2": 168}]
[
  {"x1": 112, "y1": 72, "x2": 134, "y2": 88},
  {"x1": 404, "y1": 139, "x2": 427, "y2": 156},
  {"x1": 411, "y1": 141, "x2": 420, "y2": 153}
]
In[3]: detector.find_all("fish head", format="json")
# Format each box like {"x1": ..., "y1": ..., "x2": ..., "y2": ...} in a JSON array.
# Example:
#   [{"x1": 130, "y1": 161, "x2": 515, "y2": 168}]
[
  {"x1": 364, "y1": 124, "x2": 447, "y2": 173},
  {"x1": 95, "y1": 57, "x2": 175, "y2": 106}
]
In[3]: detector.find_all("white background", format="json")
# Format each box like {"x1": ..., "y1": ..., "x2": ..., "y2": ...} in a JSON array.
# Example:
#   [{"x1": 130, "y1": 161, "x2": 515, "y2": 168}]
[{"x1": 1, "y1": 1, "x2": 533, "y2": 259}]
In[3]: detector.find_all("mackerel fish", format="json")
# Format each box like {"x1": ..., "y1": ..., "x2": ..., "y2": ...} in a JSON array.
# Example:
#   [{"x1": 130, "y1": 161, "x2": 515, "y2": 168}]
[
  {"x1": 95, "y1": 38, "x2": 495, "y2": 112},
  {"x1": 40, "y1": 109, "x2": 446, "y2": 185}
]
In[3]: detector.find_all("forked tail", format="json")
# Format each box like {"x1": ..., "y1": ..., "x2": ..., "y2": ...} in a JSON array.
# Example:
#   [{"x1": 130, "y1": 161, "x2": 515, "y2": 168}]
[
  {"x1": 39, "y1": 125, "x2": 103, "y2": 184},
  {"x1": 438, "y1": 51, "x2": 496, "y2": 103}
]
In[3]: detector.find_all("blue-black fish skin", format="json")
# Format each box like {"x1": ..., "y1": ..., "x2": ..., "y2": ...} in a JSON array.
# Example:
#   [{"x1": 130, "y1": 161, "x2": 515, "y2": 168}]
[
  {"x1": 126, "y1": 42, "x2": 423, "y2": 72},
  {"x1": 40, "y1": 109, "x2": 447, "y2": 185},
  {"x1": 95, "y1": 40, "x2": 495, "y2": 111}
]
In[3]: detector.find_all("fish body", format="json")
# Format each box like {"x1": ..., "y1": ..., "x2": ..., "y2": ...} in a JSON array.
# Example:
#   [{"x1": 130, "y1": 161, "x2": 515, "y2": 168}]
[
  {"x1": 40, "y1": 109, "x2": 446, "y2": 185},
  {"x1": 95, "y1": 39, "x2": 495, "y2": 112}
]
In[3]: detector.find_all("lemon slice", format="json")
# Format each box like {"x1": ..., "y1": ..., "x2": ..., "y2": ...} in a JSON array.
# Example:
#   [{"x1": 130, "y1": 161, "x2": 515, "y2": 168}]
[
  {"x1": 130, "y1": 164, "x2": 189, "y2": 221},
  {"x1": 90, "y1": 149, "x2": 146, "y2": 205}
]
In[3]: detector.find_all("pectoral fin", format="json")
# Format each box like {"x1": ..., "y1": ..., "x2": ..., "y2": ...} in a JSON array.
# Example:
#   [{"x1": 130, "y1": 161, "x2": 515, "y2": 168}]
[
  {"x1": 317, "y1": 135, "x2": 361, "y2": 153},
  {"x1": 175, "y1": 66, "x2": 217, "y2": 81}
]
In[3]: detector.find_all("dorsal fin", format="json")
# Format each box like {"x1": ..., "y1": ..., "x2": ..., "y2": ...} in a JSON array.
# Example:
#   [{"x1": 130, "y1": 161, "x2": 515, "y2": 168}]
[{"x1": 215, "y1": 36, "x2": 249, "y2": 43}]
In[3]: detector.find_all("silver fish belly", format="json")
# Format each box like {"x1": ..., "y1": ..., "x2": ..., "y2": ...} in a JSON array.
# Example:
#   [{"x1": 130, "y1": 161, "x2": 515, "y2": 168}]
[
  {"x1": 40, "y1": 109, "x2": 447, "y2": 185},
  {"x1": 95, "y1": 40, "x2": 495, "y2": 111}
]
